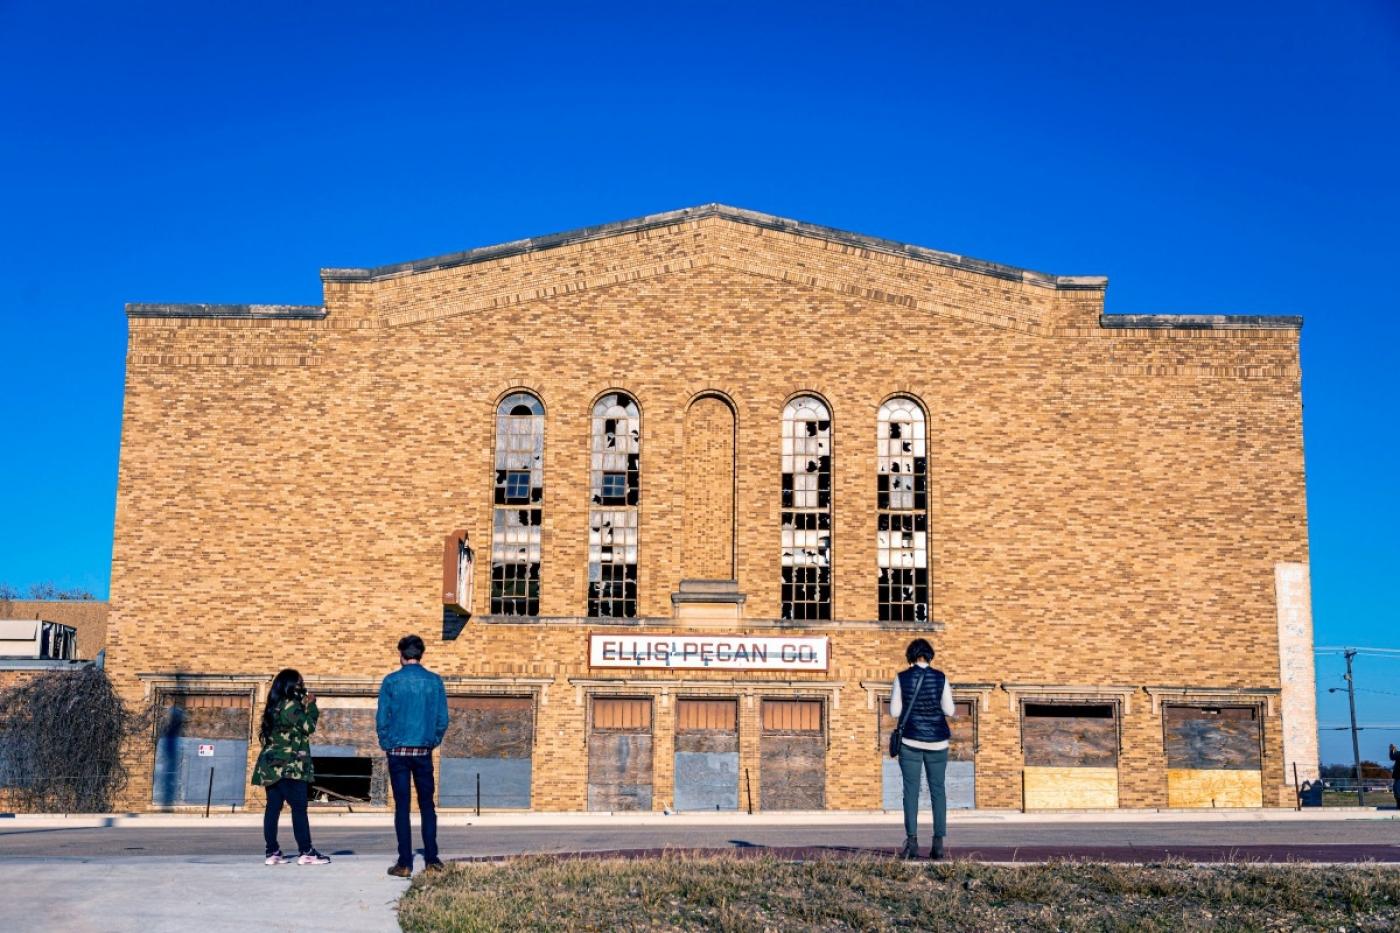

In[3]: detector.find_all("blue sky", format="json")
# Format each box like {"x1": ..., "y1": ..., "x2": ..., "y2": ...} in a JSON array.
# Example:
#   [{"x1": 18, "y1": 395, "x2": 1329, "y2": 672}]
[{"x1": 1, "y1": 0, "x2": 1396, "y2": 763}]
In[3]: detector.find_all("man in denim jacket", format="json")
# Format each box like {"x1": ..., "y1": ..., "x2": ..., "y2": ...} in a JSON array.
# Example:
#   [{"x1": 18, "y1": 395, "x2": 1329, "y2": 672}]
[{"x1": 376, "y1": 634, "x2": 450, "y2": 877}]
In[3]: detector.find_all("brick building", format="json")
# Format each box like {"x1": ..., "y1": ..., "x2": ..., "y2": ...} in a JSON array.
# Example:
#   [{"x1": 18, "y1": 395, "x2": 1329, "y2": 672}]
[{"x1": 108, "y1": 205, "x2": 1316, "y2": 812}]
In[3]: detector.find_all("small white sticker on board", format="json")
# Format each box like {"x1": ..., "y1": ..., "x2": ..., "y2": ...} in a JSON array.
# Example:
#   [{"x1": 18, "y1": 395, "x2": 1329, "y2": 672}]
[{"x1": 197, "y1": 744, "x2": 215, "y2": 757}]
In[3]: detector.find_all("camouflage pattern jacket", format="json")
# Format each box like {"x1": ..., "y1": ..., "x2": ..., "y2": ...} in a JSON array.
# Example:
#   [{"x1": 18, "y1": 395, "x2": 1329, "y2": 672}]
[{"x1": 251, "y1": 698, "x2": 320, "y2": 786}]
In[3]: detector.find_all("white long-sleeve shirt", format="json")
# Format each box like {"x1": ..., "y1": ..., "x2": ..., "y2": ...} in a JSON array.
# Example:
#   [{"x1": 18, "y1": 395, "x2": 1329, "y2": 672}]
[{"x1": 889, "y1": 661, "x2": 955, "y2": 751}]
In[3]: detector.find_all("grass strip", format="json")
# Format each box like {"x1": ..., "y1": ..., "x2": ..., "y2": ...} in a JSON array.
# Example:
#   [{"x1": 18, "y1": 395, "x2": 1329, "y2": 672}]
[{"x1": 397, "y1": 852, "x2": 1400, "y2": 932}]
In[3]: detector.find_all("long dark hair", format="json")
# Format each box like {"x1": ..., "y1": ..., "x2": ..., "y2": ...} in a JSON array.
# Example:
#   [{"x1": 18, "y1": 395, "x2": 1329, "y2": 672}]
[{"x1": 259, "y1": 669, "x2": 305, "y2": 745}]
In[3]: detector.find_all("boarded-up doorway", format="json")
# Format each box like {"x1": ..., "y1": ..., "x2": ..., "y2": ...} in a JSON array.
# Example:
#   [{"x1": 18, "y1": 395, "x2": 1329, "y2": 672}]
[
  {"x1": 1021, "y1": 702, "x2": 1119, "y2": 809},
  {"x1": 588, "y1": 697, "x2": 653, "y2": 811},
  {"x1": 760, "y1": 699, "x2": 825, "y2": 810},
  {"x1": 152, "y1": 693, "x2": 250, "y2": 808},
  {"x1": 1164, "y1": 705, "x2": 1263, "y2": 807},
  {"x1": 881, "y1": 698, "x2": 976, "y2": 810},
  {"x1": 674, "y1": 699, "x2": 739, "y2": 811},
  {"x1": 311, "y1": 697, "x2": 388, "y2": 806},
  {"x1": 440, "y1": 696, "x2": 534, "y2": 809}
]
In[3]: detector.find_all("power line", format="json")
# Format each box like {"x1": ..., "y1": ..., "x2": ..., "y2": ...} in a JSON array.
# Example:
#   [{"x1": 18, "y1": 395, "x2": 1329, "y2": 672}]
[{"x1": 1316, "y1": 646, "x2": 1400, "y2": 657}]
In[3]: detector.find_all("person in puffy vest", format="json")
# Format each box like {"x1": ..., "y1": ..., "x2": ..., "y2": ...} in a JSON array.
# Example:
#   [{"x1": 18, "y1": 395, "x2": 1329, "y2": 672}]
[{"x1": 889, "y1": 637, "x2": 955, "y2": 859}]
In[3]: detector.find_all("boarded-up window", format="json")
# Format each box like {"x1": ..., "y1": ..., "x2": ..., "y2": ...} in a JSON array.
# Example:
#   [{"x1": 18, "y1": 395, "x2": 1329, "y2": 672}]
[
  {"x1": 592, "y1": 698, "x2": 653, "y2": 732},
  {"x1": 677, "y1": 699, "x2": 737, "y2": 733},
  {"x1": 1163, "y1": 706, "x2": 1261, "y2": 770},
  {"x1": 588, "y1": 697, "x2": 653, "y2": 811},
  {"x1": 152, "y1": 693, "x2": 252, "y2": 807},
  {"x1": 310, "y1": 698, "x2": 387, "y2": 805},
  {"x1": 760, "y1": 700, "x2": 824, "y2": 810},
  {"x1": 1022, "y1": 703, "x2": 1118, "y2": 768},
  {"x1": 879, "y1": 695, "x2": 976, "y2": 810},
  {"x1": 440, "y1": 696, "x2": 533, "y2": 808},
  {"x1": 762, "y1": 699, "x2": 822, "y2": 733},
  {"x1": 674, "y1": 699, "x2": 739, "y2": 811}
]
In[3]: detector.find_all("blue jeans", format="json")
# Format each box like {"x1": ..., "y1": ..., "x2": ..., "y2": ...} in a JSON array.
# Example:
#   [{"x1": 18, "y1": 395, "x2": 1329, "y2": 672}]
[
  {"x1": 388, "y1": 754, "x2": 438, "y2": 866},
  {"x1": 898, "y1": 744, "x2": 948, "y2": 839}
]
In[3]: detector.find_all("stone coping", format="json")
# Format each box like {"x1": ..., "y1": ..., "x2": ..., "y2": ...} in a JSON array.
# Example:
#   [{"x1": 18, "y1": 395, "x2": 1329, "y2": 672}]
[
  {"x1": 318, "y1": 203, "x2": 1109, "y2": 290},
  {"x1": 1100, "y1": 313, "x2": 1303, "y2": 331}
]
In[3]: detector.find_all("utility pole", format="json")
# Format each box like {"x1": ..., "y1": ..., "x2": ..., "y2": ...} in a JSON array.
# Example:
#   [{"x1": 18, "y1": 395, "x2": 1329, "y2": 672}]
[{"x1": 1344, "y1": 649, "x2": 1364, "y2": 807}]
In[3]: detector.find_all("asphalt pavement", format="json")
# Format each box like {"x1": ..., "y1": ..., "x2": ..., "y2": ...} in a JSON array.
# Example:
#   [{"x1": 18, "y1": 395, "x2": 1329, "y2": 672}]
[
  {"x1": 2, "y1": 815, "x2": 1398, "y2": 860},
  {"x1": 2, "y1": 814, "x2": 1397, "y2": 932}
]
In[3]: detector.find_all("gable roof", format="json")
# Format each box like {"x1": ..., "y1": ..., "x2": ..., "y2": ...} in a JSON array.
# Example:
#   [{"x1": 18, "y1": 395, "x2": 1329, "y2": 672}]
[
  {"x1": 318, "y1": 203, "x2": 1107, "y2": 291},
  {"x1": 125, "y1": 204, "x2": 1302, "y2": 330}
]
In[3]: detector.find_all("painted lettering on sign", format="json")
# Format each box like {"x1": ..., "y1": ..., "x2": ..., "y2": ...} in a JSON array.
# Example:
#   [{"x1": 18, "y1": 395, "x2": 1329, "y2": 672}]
[
  {"x1": 197, "y1": 744, "x2": 215, "y2": 757},
  {"x1": 588, "y1": 635, "x2": 829, "y2": 671}
]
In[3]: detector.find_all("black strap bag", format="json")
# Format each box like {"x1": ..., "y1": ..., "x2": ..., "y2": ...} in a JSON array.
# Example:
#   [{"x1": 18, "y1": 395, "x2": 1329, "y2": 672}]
[{"x1": 888, "y1": 669, "x2": 928, "y2": 758}]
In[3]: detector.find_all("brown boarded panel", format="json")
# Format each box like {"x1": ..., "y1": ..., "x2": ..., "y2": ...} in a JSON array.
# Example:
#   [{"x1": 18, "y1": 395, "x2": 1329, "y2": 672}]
[
  {"x1": 878, "y1": 697, "x2": 975, "y2": 761},
  {"x1": 587, "y1": 733, "x2": 653, "y2": 811},
  {"x1": 1163, "y1": 706, "x2": 1261, "y2": 770},
  {"x1": 593, "y1": 697, "x2": 652, "y2": 732},
  {"x1": 761, "y1": 734, "x2": 825, "y2": 810},
  {"x1": 762, "y1": 699, "x2": 822, "y2": 734},
  {"x1": 161, "y1": 696, "x2": 251, "y2": 741},
  {"x1": 1022, "y1": 703, "x2": 1118, "y2": 768},
  {"x1": 1166, "y1": 768, "x2": 1264, "y2": 808},
  {"x1": 442, "y1": 696, "x2": 533, "y2": 759},
  {"x1": 314, "y1": 707, "x2": 379, "y2": 753},
  {"x1": 1023, "y1": 766, "x2": 1118, "y2": 809},
  {"x1": 677, "y1": 699, "x2": 737, "y2": 733}
]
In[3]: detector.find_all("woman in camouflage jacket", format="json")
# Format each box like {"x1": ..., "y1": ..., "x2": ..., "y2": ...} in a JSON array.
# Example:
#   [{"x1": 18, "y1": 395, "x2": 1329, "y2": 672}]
[{"x1": 252, "y1": 669, "x2": 330, "y2": 864}]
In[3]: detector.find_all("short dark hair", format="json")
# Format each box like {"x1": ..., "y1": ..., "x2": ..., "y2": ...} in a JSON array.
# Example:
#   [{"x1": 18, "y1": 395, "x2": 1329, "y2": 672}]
[
  {"x1": 398, "y1": 634, "x2": 425, "y2": 660},
  {"x1": 905, "y1": 638, "x2": 934, "y2": 664}
]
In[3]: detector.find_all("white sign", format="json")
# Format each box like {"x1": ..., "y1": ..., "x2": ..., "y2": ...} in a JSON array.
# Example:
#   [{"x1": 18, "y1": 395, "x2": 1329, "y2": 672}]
[
  {"x1": 197, "y1": 744, "x2": 215, "y2": 757},
  {"x1": 589, "y1": 634, "x2": 829, "y2": 672}
]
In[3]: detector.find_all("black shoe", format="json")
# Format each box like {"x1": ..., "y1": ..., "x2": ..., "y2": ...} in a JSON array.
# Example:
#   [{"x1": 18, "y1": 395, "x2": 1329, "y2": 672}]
[
  {"x1": 929, "y1": 837, "x2": 945, "y2": 860},
  {"x1": 899, "y1": 837, "x2": 919, "y2": 860}
]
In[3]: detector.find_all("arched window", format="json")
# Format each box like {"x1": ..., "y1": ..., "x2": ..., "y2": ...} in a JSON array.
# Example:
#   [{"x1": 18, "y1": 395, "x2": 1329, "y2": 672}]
[
  {"x1": 782, "y1": 395, "x2": 832, "y2": 620},
  {"x1": 491, "y1": 392, "x2": 544, "y2": 615},
  {"x1": 877, "y1": 397, "x2": 928, "y2": 622},
  {"x1": 588, "y1": 392, "x2": 640, "y2": 618}
]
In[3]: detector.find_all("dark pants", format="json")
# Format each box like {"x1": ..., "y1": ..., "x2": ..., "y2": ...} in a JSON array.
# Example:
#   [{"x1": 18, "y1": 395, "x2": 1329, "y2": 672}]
[
  {"x1": 389, "y1": 754, "x2": 438, "y2": 867},
  {"x1": 1393, "y1": 778, "x2": 1399, "y2": 809},
  {"x1": 263, "y1": 778, "x2": 312, "y2": 855},
  {"x1": 898, "y1": 744, "x2": 948, "y2": 839}
]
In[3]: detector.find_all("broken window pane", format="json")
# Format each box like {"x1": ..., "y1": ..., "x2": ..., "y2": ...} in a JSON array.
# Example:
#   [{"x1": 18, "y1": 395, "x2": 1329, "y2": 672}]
[
  {"x1": 781, "y1": 395, "x2": 832, "y2": 621},
  {"x1": 492, "y1": 392, "x2": 544, "y2": 615},
  {"x1": 877, "y1": 397, "x2": 929, "y2": 622},
  {"x1": 589, "y1": 392, "x2": 640, "y2": 618}
]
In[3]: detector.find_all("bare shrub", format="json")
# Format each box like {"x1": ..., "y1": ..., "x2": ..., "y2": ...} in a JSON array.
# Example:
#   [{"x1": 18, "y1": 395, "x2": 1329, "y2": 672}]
[{"x1": 0, "y1": 667, "x2": 151, "y2": 812}]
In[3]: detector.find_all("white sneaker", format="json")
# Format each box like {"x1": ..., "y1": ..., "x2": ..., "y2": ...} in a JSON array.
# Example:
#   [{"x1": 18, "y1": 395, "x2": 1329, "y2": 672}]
[
  {"x1": 297, "y1": 849, "x2": 332, "y2": 865},
  {"x1": 265, "y1": 851, "x2": 290, "y2": 865}
]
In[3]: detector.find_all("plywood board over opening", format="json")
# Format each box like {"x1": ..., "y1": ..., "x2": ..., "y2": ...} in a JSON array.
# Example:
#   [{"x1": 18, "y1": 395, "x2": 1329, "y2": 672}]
[
  {"x1": 879, "y1": 697, "x2": 976, "y2": 809},
  {"x1": 588, "y1": 697, "x2": 653, "y2": 811},
  {"x1": 760, "y1": 699, "x2": 825, "y2": 811},
  {"x1": 1021, "y1": 702, "x2": 1119, "y2": 810},
  {"x1": 152, "y1": 693, "x2": 251, "y2": 808},
  {"x1": 674, "y1": 699, "x2": 739, "y2": 811},
  {"x1": 1163, "y1": 705, "x2": 1263, "y2": 808},
  {"x1": 441, "y1": 696, "x2": 534, "y2": 809}
]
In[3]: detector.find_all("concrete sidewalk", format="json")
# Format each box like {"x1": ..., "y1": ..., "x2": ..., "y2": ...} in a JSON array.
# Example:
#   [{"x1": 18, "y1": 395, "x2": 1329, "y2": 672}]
[
  {"x1": 0, "y1": 855, "x2": 405, "y2": 933},
  {"x1": 3, "y1": 806, "x2": 1396, "y2": 831}
]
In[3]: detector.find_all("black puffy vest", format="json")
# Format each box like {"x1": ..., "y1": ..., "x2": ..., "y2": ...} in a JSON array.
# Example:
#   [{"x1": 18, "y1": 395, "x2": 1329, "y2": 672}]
[{"x1": 897, "y1": 666, "x2": 950, "y2": 744}]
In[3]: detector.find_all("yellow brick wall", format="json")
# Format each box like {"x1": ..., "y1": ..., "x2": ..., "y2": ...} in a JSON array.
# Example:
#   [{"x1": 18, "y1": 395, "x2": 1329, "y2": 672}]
[{"x1": 106, "y1": 215, "x2": 1307, "y2": 811}]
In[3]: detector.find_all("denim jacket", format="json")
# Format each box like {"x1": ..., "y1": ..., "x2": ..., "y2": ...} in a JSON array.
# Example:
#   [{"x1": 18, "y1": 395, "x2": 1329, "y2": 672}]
[{"x1": 375, "y1": 663, "x2": 449, "y2": 751}]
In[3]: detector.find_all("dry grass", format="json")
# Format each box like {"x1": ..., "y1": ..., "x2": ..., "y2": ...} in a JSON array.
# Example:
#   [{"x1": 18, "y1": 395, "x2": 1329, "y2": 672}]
[{"x1": 397, "y1": 853, "x2": 1400, "y2": 932}]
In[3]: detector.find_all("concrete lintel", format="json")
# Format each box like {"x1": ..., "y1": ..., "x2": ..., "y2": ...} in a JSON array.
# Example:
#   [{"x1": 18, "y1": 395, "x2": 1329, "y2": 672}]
[{"x1": 1100, "y1": 313, "x2": 1303, "y2": 331}]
